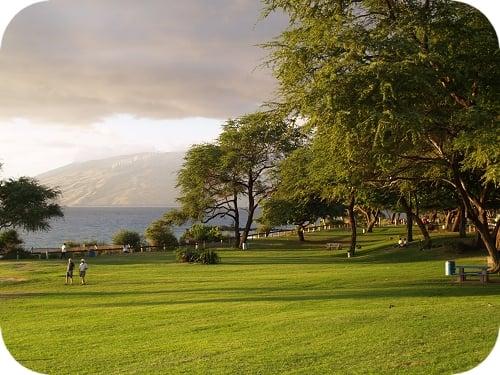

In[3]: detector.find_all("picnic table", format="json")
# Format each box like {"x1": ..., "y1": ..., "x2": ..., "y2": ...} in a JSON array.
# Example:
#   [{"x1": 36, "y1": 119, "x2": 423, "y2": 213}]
[
  {"x1": 445, "y1": 260, "x2": 489, "y2": 284},
  {"x1": 325, "y1": 242, "x2": 342, "y2": 250}
]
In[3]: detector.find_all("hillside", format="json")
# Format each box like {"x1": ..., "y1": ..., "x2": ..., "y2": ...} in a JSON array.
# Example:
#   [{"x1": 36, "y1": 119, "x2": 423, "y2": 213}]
[{"x1": 37, "y1": 152, "x2": 184, "y2": 206}]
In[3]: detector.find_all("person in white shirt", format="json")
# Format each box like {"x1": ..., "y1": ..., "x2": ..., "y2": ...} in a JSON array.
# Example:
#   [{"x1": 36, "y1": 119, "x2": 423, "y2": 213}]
[
  {"x1": 79, "y1": 259, "x2": 89, "y2": 285},
  {"x1": 61, "y1": 243, "x2": 67, "y2": 259}
]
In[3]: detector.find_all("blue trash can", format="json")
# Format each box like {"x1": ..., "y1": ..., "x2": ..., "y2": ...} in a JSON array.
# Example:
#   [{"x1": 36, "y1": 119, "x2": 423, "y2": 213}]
[{"x1": 445, "y1": 260, "x2": 456, "y2": 275}]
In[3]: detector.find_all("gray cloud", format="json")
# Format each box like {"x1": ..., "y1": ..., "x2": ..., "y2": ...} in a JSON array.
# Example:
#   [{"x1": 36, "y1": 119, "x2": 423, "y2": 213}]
[{"x1": 0, "y1": 0, "x2": 286, "y2": 124}]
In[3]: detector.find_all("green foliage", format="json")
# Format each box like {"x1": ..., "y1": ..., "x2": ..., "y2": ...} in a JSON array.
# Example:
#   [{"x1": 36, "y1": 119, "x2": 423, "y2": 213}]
[
  {"x1": 180, "y1": 224, "x2": 222, "y2": 245},
  {"x1": 175, "y1": 248, "x2": 220, "y2": 264},
  {"x1": 176, "y1": 111, "x2": 303, "y2": 247},
  {"x1": 0, "y1": 230, "x2": 24, "y2": 254},
  {"x1": 175, "y1": 248, "x2": 199, "y2": 263},
  {"x1": 197, "y1": 250, "x2": 220, "y2": 264},
  {"x1": 263, "y1": 0, "x2": 500, "y2": 263},
  {"x1": 145, "y1": 219, "x2": 179, "y2": 249},
  {"x1": 112, "y1": 230, "x2": 141, "y2": 250},
  {"x1": 0, "y1": 177, "x2": 63, "y2": 232}
]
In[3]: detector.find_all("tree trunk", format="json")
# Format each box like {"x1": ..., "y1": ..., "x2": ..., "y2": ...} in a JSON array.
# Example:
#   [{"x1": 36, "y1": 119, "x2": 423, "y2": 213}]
[
  {"x1": 495, "y1": 221, "x2": 500, "y2": 250},
  {"x1": 395, "y1": 212, "x2": 400, "y2": 225},
  {"x1": 297, "y1": 225, "x2": 305, "y2": 242},
  {"x1": 401, "y1": 196, "x2": 414, "y2": 243},
  {"x1": 232, "y1": 194, "x2": 240, "y2": 248},
  {"x1": 400, "y1": 196, "x2": 428, "y2": 245},
  {"x1": 452, "y1": 170, "x2": 499, "y2": 272},
  {"x1": 451, "y1": 207, "x2": 461, "y2": 232},
  {"x1": 240, "y1": 175, "x2": 255, "y2": 248},
  {"x1": 240, "y1": 206, "x2": 255, "y2": 248},
  {"x1": 458, "y1": 200, "x2": 467, "y2": 238},
  {"x1": 390, "y1": 212, "x2": 396, "y2": 225},
  {"x1": 367, "y1": 209, "x2": 379, "y2": 233},
  {"x1": 444, "y1": 210, "x2": 455, "y2": 231},
  {"x1": 347, "y1": 192, "x2": 356, "y2": 255},
  {"x1": 413, "y1": 213, "x2": 432, "y2": 249}
]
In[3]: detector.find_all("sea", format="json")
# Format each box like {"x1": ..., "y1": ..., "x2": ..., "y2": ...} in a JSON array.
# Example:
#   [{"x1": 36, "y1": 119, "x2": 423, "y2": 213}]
[{"x1": 20, "y1": 207, "x2": 246, "y2": 249}]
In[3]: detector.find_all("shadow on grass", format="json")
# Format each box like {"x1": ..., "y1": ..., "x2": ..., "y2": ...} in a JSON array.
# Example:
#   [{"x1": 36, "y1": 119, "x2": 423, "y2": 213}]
[
  {"x1": 5, "y1": 279, "x2": 500, "y2": 305},
  {"x1": 90, "y1": 284, "x2": 500, "y2": 308}
]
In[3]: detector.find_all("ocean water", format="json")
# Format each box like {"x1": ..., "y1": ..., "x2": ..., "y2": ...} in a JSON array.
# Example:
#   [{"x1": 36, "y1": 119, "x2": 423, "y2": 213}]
[{"x1": 20, "y1": 207, "x2": 243, "y2": 249}]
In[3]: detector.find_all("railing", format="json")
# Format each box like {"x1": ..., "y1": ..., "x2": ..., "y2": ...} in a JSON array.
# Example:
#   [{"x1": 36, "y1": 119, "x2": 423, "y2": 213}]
[
  {"x1": 29, "y1": 244, "x2": 173, "y2": 259},
  {"x1": 247, "y1": 224, "x2": 345, "y2": 240}
]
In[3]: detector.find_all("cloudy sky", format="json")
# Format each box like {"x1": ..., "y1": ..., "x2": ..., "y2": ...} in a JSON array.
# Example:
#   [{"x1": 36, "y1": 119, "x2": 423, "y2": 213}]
[
  {"x1": 0, "y1": 0, "x2": 287, "y2": 177},
  {"x1": 0, "y1": 1, "x2": 497, "y2": 178}
]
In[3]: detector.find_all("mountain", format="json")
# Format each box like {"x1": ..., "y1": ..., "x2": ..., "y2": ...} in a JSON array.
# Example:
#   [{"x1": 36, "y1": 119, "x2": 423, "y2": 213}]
[{"x1": 36, "y1": 152, "x2": 185, "y2": 207}]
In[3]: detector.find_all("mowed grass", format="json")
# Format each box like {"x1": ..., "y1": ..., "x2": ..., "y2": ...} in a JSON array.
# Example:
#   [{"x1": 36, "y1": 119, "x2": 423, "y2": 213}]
[{"x1": 1, "y1": 227, "x2": 499, "y2": 374}]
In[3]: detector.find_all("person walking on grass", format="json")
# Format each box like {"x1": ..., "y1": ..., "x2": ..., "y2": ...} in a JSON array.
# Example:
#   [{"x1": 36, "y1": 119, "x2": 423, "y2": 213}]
[
  {"x1": 65, "y1": 258, "x2": 75, "y2": 285},
  {"x1": 79, "y1": 259, "x2": 88, "y2": 285}
]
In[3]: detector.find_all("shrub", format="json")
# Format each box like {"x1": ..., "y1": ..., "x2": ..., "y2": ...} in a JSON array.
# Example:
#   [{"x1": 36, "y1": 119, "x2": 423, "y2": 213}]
[
  {"x1": 175, "y1": 248, "x2": 199, "y2": 263},
  {"x1": 112, "y1": 229, "x2": 141, "y2": 250},
  {"x1": 197, "y1": 250, "x2": 220, "y2": 264},
  {"x1": 145, "y1": 219, "x2": 179, "y2": 250},
  {"x1": 0, "y1": 230, "x2": 23, "y2": 254},
  {"x1": 175, "y1": 248, "x2": 220, "y2": 264}
]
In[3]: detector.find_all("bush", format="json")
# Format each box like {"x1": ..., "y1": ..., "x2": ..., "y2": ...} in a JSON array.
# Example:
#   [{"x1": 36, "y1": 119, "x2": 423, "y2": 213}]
[
  {"x1": 175, "y1": 248, "x2": 199, "y2": 263},
  {"x1": 180, "y1": 224, "x2": 222, "y2": 245},
  {"x1": 145, "y1": 219, "x2": 179, "y2": 250},
  {"x1": 0, "y1": 230, "x2": 23, "y2": 255},
  {"x1": 112, "y1": 229, "x2": 141, "y2": 250},
  {"x1": 175, "y1": 248, "x2": 220, "y2": 264},
  {"x1": 197, "y1": 250, "x2": 220, "y2": 264}
]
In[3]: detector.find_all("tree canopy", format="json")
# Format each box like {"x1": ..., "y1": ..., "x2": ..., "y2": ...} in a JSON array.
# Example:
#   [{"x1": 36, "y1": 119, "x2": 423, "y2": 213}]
[
  {"x1": 263, "y1": 0, "x2": 500, "y2": 269},
  {"x1": 0, "y1": 176, "x2": 63, "y2": 232}
]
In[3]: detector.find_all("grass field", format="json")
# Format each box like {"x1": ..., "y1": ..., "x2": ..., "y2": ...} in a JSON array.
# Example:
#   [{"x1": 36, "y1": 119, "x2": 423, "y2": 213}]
[{"x1": 1, "y1": 226, "x2": 499, "y2": 374}]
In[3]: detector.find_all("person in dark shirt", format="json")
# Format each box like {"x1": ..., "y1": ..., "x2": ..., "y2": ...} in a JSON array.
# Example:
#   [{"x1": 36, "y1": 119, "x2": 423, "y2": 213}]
[{"x1": 65, "y1": 258, "x2": 75, "y2": 285}]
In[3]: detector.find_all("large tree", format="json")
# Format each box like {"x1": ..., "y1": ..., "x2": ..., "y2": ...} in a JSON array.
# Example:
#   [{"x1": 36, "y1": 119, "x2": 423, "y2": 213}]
[
  {"x1": 176, "y1": 111, "x2": 301, "y2": 248},
  {"x1": 0, "y1": 176, "x2": 63, "y2": 232},
  {"x1": 177, "y1": 143, "x2": 243, "y2": 248},
  {"x1": 264, "y1": 0, "x2": 500, "y2": 270}
]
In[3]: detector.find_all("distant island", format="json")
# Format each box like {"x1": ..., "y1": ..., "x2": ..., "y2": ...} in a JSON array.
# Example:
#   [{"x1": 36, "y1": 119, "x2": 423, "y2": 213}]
[{"x1": 37, "y1": 152, "x2": 184, "y2": 207}]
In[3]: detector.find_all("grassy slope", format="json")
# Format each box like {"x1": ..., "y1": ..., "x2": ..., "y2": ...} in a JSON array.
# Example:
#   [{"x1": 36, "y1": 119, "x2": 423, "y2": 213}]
[{"x1": 0, "y1": 227, "x2": 499, "y2": 374}]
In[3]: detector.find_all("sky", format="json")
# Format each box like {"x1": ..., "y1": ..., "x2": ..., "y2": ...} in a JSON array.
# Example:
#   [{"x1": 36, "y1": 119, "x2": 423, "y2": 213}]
[
  {"x1": 0, "y1": 0, "x2": 287, "y2": 178},
  {"x1": 0, "y1": 1, "x2": 498, "y2": 179}
]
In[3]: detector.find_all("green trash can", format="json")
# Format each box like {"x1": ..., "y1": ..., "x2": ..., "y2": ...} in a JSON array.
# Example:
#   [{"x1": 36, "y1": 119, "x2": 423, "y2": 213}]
[{"x1": 445, "y1": 260, "x2": 456, "y2": 276}]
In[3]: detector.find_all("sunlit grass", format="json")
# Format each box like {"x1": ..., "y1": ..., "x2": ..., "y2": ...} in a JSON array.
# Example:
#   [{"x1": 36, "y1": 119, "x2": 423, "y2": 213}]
[{"x1": 1, "y1": 226, "x2": 499, "y2": 374}]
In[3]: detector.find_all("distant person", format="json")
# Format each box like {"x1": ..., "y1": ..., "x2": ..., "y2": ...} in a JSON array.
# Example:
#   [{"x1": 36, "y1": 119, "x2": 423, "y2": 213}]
[
  {"x1": 65, "y1": 258, "x2": 75, "y2": 285},
  {"x1": 403, "y1": 238, "x2": 407, "y2": 247},
  {"x1": 61, "y1": 243, "x2": 67, "y2": 259},
  {"x1": 79, "y1": 259, "x2": 88, "y2": 285},
  {"x1": 398, "y1": 238, "x2": 403, "y2": 247}
]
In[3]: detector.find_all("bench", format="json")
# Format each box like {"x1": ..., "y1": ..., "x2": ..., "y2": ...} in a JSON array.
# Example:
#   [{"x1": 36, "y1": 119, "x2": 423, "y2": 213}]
[
  {"x1": 445, "y1": 261, "x2": 489, "y2": 284},
  {"x1": 456, "y1": 265, "x2": 489, "y2": 284},
  {"x1": 326, "y1": 243, "x2": 342, "y2": 250}
]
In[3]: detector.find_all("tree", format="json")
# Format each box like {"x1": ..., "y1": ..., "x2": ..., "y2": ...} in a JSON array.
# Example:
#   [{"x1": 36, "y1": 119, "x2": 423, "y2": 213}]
[
  {"x1": 0, "y1": 176, "x2": 63, "y2": 232},
  {"x1": 264, "y1": 0, "x2": 500, "y2": 270},
  {"x1": 112, "y1": 230, "x2": 141, "y2": 250},
  {"x1": 0, "y1": 229, "x2": 23, "y2": 254},
  {"x1": 218, "y1": 111, "x2": 302, "y2": 246},
  {"x1": 261, "y1": 146, "x2": 344, "y2": 242},
  {"x1": 176, "y1": 111, "x2": 301, "y2": 248},
  {"x1": 145, "y1": 220, "x2": 178, "y2": 249},
  {"x1": 179, "y1": 224, "x2": 222, "y2": 245},
  {"x1": 177, "y1": 143, "x2": 242, "y2": 247}
]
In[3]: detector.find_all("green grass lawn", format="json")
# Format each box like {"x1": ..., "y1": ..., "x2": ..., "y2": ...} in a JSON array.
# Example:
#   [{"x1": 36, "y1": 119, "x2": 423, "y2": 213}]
[{"x1": 1, "y1": 226, "x2": 499, "y2": 374}]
